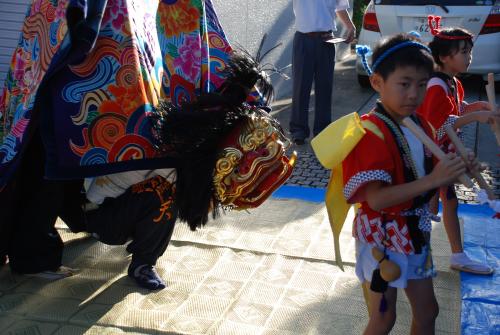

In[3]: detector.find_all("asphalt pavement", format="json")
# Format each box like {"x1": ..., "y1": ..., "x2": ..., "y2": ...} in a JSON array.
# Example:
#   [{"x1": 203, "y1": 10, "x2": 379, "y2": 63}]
[{"x1": 213, "y1": 0, "x2": 499, "y2": 201}]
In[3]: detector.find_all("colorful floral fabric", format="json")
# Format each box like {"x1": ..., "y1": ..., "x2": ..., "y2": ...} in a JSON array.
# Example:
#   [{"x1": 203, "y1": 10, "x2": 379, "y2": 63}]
[{"x1": 0, "y1": 0, "x2": 233, "y2": 186}]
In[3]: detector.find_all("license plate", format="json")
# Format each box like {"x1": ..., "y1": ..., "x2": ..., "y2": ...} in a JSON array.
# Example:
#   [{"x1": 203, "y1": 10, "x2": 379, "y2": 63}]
[{"x1": 413, "y1": 17, "x2": 431, "y2": 35}]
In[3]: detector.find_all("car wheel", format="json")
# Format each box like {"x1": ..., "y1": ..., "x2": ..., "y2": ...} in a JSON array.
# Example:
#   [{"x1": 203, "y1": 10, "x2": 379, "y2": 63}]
[{"x1": 357, "y1": 74, "x2": 370, "y2": 88}]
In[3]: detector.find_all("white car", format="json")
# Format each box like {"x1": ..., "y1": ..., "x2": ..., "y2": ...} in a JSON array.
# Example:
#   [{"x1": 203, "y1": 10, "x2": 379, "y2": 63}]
[{"x1": 356, "y1": 0, "x2": 500, "y2": 87}]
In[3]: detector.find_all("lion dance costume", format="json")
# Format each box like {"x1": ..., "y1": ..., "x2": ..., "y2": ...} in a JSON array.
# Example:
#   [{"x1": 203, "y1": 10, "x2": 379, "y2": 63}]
[{"x1": 0, "y1": 0, "x2": 295, "y2": 279}]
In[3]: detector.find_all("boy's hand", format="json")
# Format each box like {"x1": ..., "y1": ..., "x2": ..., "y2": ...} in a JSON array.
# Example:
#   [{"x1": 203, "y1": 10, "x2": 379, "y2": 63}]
[
  {"x1": 474, "y1": 110, "x2": 500, "y2": 124},
  {"x1": 465, "y1": 149, "x2": 483, "y2": 172},
  {"x1": 465, "y1": 101, "x2": 492, "y2": 113},
  {"x1": 491, "y1": 110, "x2": 500, "y2": 124},
  {"x1": 430, "y1": 152, "x2": 466, "y2": 187}
]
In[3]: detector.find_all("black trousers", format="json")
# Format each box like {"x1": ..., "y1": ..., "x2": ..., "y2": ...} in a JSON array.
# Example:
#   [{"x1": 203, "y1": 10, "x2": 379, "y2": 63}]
[
  {"x1": 71, "y1": 176, "x2": 178, "y2": 266},
  {"x1": 0, "y1": 131, "x2": 84, "y2": 274},
  {"x1": 290, "y1": 31, "x2": 336, "y2": 140}
]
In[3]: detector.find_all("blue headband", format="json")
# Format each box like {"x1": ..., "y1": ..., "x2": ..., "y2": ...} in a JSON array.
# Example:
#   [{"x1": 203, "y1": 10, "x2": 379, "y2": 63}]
[{"x1": 356, "y1": 40, "x2": 431, "y2": 76}]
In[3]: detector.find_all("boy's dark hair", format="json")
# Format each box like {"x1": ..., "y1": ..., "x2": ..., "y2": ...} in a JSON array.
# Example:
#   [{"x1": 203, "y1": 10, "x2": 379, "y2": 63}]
[
  {"x1": 428, "y1": 28, "x2": 473, "y2": 66},
  {"x1": 371, "y1": 33, "x2": 434, "y2": 80}
]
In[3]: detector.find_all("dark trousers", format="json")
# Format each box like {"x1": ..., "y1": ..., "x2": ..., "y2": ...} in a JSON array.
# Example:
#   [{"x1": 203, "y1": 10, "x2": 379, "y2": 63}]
[
  {"x1": 0, "y1": 132, "x2": 84, "y2": 274},
  {"x1": 290, "y1": 31, "x2": 336, "y2": 140},
  {"x1": 72, "y1": 176, "x2": 178, "y2": 266}
]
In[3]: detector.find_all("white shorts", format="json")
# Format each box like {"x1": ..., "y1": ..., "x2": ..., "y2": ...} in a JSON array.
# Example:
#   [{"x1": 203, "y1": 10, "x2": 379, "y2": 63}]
[{"x1": 355, "y1": 240, "x2": 436, "y2": 289}]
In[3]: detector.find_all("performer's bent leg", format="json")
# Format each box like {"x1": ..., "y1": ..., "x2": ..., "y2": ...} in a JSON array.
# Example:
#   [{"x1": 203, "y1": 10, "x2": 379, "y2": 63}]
[
  {"x1": 8, "y1": 179, "x2": 65, "y2": 274},
  {"x1": 84, "y1": 176, "x2": 177, "y2": 289},
  {"x1": 8, "y1": 135, "x2": 66, "y2": 274},
  {"x1": 0, "y1": 182, "x2": 17, "y2": 266},
  {"x1": 83, "y1": 195, "x2": 136, "y2": 246},
  {"x1": 58, "y1": 180, "x2": 87, "y2": 233},
  {"x1": 126, "y1": 176, "x2": 177, "y2": 290}
]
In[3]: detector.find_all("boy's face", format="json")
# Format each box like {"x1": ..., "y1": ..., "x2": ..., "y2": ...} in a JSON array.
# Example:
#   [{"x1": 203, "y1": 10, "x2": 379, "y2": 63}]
[
  {"x1": 441, "y1": 40, "x2": 472, "y2": 74},
  {"x1": 370, "y1": 66, "x2": 429, "y2": 122}
]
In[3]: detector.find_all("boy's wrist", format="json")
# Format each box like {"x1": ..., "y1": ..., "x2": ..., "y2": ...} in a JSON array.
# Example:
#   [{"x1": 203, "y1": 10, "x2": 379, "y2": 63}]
[{"x1": 422, "y1": 174, "x2": 439, "y2": 190}]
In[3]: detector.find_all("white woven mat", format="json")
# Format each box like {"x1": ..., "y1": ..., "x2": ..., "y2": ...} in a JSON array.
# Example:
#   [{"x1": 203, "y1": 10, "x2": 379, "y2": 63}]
[{"x1": 0, "y1": 198, "x2": 460, "y2": 334}]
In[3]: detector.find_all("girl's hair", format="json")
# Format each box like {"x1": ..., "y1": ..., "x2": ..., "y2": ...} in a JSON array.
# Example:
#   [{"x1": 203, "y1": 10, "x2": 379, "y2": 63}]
[
  {"x1": 428, "y1": 28, "x2": 473, "y2": 66},
  {"x1": 371, "y1": 33, "x2": 434, "y2": 80}
]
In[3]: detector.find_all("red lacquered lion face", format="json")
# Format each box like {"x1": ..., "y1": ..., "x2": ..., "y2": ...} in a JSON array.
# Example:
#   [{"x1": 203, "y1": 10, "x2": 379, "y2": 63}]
[{"x1": 213, "y1": 111, "x2": 296, "y2": 209}]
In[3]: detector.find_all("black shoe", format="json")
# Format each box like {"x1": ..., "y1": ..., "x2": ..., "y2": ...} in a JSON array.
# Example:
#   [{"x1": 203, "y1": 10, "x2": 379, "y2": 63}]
[
  {"x1": 128, "y1": 263, "x2": 166, "y2": 290},
  {"x1": 293, "y1": 138, "x2": 305, "y2": 145},
  {"x1": 1, "y1": 255, "x2": 7, "y2": 266}
]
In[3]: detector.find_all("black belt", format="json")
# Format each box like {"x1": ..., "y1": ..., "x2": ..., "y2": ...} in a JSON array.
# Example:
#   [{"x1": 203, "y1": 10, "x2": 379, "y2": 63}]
[{"x1": 302, "y1": 31, "x2": 333, "y2": 39}]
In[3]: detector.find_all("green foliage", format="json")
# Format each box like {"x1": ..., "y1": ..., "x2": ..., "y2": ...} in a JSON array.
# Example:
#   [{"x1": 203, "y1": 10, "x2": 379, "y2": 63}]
[{"x1": 353, "y1": 0, "x2": 370, "y2": 37}]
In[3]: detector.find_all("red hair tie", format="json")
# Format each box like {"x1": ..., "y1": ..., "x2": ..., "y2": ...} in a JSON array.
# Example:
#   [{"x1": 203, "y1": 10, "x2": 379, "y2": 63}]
[
  {"x1": 428, "y1": 15, "x2": 441, "y2": 36},
  {"x1": 427, "y1": 15, "x2": 472, "y2": 40}
]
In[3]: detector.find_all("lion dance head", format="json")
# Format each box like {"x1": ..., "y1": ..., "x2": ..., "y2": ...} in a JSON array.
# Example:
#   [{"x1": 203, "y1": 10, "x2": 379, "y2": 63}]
[{"x1": 151, "y1": 51, "x2": 296, "y2": 230}]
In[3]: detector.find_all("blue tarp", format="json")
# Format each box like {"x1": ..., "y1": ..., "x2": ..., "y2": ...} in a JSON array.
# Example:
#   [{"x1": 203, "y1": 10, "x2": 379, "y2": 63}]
[
  {"x1": 272, "y1": 186, "x2": 500, "y2": 333},
  {"x1": 272, "y1": 185, "x2": 325, "y2": 203},
  {"x1": 459, "y1": 204, "x2": 500, "y2": 335}
]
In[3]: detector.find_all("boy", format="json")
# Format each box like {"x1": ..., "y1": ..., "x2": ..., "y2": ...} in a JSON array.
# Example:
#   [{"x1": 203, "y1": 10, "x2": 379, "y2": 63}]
[{"x1": 343, "y1": 33, "x2": 468, "y2": 334}]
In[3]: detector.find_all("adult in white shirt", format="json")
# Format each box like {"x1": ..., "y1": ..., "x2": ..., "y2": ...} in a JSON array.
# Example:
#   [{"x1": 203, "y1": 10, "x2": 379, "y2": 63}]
[{"x1": 289, "y1": 0, "x2": 355, "y2": 145}]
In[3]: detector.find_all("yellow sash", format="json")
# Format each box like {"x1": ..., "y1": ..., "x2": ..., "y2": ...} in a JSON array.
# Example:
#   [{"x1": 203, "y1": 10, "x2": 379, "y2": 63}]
[{"x1": 311, "y1": 112, "x2": 383, "y2": 269}]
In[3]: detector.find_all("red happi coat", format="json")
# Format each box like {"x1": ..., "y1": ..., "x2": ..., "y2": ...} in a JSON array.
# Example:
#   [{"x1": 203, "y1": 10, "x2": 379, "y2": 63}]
[
  {"x1": 417, "y1": 75, "x2": 465, "y2": 144},
  {"x1": 342, "y1": 112, "x2": 436, "y2": 255}
]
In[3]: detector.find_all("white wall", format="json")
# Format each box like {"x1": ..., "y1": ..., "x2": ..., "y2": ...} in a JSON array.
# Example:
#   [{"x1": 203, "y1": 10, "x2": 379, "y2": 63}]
[
  {"x1": 213, "y1": 0, "x2": 354, "y2": 100},
  {"x1": 0, "y1": 0, "x2": 31, "y2": 88}
]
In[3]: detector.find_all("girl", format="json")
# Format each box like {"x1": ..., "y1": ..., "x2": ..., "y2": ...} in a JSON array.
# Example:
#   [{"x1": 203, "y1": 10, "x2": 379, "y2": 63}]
[{"x1": 418, "y1": 21, "x2": 499, "y2": 275}]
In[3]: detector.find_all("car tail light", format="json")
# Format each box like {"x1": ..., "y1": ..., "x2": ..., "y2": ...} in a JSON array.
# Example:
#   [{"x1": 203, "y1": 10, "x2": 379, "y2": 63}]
[
  {"x1": 363, "y1": 3, "x2": 380, "y2": 33},
  {"x1": 479, "y1": 2, "x2": 500, "y2": 35}
]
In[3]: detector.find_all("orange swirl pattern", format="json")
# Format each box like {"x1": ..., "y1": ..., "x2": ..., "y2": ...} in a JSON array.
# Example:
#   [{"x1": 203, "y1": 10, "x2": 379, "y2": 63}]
[
  {"x1": 71, "y1": 89, "x2": 110, "y2": 125},
  {"x1": 43, "y1": 2, "x2": 56, "y2": 22},
  {"x1": 69, "y1": 38, "x2": 121, "y2": 77},
  {"x1": 108, "y1": 134, "x2": 156, "y2": 162},
  {"x1": 100, "y1": 79, "x2": 147, "y2": 117},
  {"x1": 1, "y1": 0, "x2": 239, "y2": 182},
  {"x1": 116, "y1": 64, "x2": 138, "y2": 87},
  {"x1": 89, "y1": 113, "x2": 127, "y2": 150},
  {"x1": 22, "y1": 12, "x2": 59, "y2": 73},
  {"x1": 69, "y1": 128, "x2": 91, "y2": 157},
  {"x1": 119, "y1": 47, "x2": 137, "y2": 66},
  {"x1": 207, "y1": 32, "x2": 228, "y2": 51}
]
